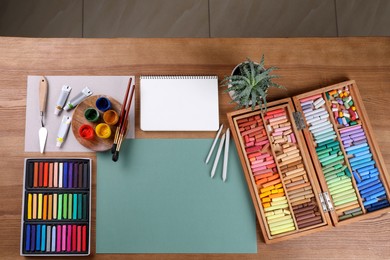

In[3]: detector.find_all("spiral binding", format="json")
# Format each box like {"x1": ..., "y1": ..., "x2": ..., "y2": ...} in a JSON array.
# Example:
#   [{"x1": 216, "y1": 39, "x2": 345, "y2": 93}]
[{"x1": 140, "y1": 75, "x2": 218, "y2": 80}]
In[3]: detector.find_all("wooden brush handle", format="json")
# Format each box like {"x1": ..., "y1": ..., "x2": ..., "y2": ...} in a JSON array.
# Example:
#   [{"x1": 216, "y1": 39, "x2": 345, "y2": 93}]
[{"x1": 39, "y1": 76, "x2": 48, "y2": 114}]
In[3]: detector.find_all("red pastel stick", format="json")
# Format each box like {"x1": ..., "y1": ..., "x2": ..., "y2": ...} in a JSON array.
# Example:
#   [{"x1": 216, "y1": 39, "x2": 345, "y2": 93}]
[
  {"x1": 82, "y1": 225, "x2": 87, "y2": 252},
  {"x1": 67, "y1": 225, "x2": 71, "y2": 252},
  {"x1": 56, "y1": 225, "x2": 61, "y2": 252},
  {"x1": 38, "y1": 162, "x2": 43, "y2": 187},
  {"x1": 33, "y1": 162, "x2": 38, "y2": 187},
  {"x1": 43, "y1": 162, "x2": 49, "y2": 187},
  {"x1": 72, "y1": 225, "x2": 77, "y2": 251},
  {"x1": 77, "y1": 226, "x2": 82, "y2": 252}
]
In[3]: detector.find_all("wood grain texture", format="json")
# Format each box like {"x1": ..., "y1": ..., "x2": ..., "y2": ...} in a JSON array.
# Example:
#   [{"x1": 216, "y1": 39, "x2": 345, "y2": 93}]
[{"x1": 0, "y1": 37, "x2": 389, "y2": 259}]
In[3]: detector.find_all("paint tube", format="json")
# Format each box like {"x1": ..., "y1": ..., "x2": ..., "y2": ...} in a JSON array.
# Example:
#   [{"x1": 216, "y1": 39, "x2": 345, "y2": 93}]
[{"x1": 64, "y1": 87, "x2": 93, "y2": 111}]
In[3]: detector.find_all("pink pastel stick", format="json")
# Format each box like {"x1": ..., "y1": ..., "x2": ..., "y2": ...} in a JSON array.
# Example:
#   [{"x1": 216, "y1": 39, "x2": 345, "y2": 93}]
[
  {"x1": 56, "y1": 225, "x2": 61, "y2": 252},
  {"x1": 339, "y1": 124, "x2": 362, "y2": 133},
  {"x1": 67, "y1": 225, "x2": 71, "y2": 252},
  {"x1": 274, "y1": 126, "x2": 291, "y2": 132},
  {"x1": 255, "y1": 140, "x2": 269, "y2": 146},
  {"x1": 300, "y1": 94, "x2": 322, "y2": 103},
  {"x1": 62, "y1": 225, "x2": 66, "y2": 251},
  {"x1": 291, "y1": 133, "x2": 296, "y2": 143},
  {"x1": 253, "y1": 169, "x2": 273, "y2": 176}
]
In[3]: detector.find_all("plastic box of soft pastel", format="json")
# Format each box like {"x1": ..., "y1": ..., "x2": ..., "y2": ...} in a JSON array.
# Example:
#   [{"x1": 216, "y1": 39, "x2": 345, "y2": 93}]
[
  {"x1": 20, "y1": 158, "x2": 91, "y2": 256},
  {"x1": 227, "y1": 80, "x2": 390, "y2": 244}
]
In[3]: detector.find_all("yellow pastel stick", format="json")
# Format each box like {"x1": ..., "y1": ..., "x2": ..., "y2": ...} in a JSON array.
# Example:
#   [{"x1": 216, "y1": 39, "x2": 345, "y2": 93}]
[
  {"x1": 32, "y1": 194, "x2": 37, "y2": 219},
  {"x1": 27, "y1": 194, "x2": 32, "y2": 219},
  {"x1": 262, "y1": 197, "x2": 271, "y2": 203},
  {"x1": 269, "y1": 218, "x2": 294, "y2": 229},
  {"x1": 263, "y1": 202, "x2": 271, "y2": 208},
  {"x1": 48, "y1": 194, "x2": 53, "y2": 220},
  {"x1": 271, "y1": 196, "x2": 287, "y2": 202},
  {"x1": 266, "y1": 213, "x2": 285, "y2": 220},
  {"x1": 270, "y1": 226, "x2": 296, "y2": 235},
  {"x1": 274, "y1": 183, "x2": 283, "y2": 189},
  {"x1": 260, "y1": 191, "x2": 271, "y2": 198},
  {"x1": 264, "y1": 203, "x2": 288, "y2": 212},
  {"x1": 260, "y1": 185, "x2": 275, "y2": 194},
  {"x1": 268, "y1": 215, "x2": 293, "y2": 224}
]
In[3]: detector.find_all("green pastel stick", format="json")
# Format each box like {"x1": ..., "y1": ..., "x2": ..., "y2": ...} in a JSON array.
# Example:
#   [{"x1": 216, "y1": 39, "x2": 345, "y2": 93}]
[
  {"x1": 316, "y1": 131, "x2": 337, "y2": 141},
  {"x1": 332, "y1": 188, "x2": 356, "y2": 200},
  {"x1": 63, "y1": 194, "x2": 68, "y2": 219},
  {"x1": 77, "y1": 194, "x2": 82, "y2": 219},
  {"x1": 82, "y1": 194, "x2": 87, "y2": 220},
  {"x1": 330, "y1": 184, "x2": 353, "y2": 196},
  {"x1": 339, "y1": 214, "x2": 353, "y2": 221},
  {"x1": 322, "y1": 156, "x2": 345, "y2": 166},
  {"x1": 269, "y1": 218, "x2": 293, "y2": 229},
  {"x1": 319, "y1": 153, "x2": 337, "y2": 162},
  {"x1": 73, "y1": 194, "x2": 77, "y2": 220},
  {"x1": 58, "y1": 194, "x2": 63, "y2": 220},
  {"x1": 267, "y1": 215, "x2": 292, "y2": 224},
  {"x1": 316, "y1": 145, "x2": 328, "y2": 152},
  {"x1": 328, "y1": 179, "x2": 352, "y2": 191},
  {"x1": 68, "y1": 193, "x2": 72, "y2": 220},
  {"x1": 352, "y1": 210, "x2": 363, "y2": 216},
  {"x1": 322, "y1": 162, "x2": 343, "y2": 171},
  {"x1": 327, "y1": 141, "x2": 340, "y2": 149},
  {"x1": 333, "y1": 195, "x2": 358, "y2": 206},
  {"x1": 316, "y1": 148, "x2": 332, "y2": 156},
  {"x1": 327, "y1": 176, "x2": 350, "y2": 187}
]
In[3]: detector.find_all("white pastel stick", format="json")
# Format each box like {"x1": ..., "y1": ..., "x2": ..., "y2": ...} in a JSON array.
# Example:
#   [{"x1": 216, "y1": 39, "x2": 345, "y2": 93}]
[
  {"x1": 211, "y1": 133, "x2": 226, "y2": 178},
  {"x1": 222, "y1": 128, "x2": 230, "y2": 182},
  {"x1": 205, "y1": 124, "x2": 223, "y2": 164}
]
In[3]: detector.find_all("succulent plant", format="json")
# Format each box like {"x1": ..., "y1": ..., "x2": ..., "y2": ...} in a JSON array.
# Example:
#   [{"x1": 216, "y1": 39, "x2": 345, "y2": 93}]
[{"x1": 222, "y1": 55, "x2": 285, "y2": 112}]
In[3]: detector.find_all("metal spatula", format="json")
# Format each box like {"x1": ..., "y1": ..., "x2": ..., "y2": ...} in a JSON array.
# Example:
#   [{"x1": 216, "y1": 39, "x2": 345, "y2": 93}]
[{"x1": 39, "y1": 76, "x2": 48, "y2": 153}]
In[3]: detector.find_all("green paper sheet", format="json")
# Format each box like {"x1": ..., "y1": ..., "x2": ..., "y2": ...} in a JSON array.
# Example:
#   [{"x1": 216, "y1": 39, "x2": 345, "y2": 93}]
[{"x1": 96, "y1": 139, "x2": 257, "y2": 253}]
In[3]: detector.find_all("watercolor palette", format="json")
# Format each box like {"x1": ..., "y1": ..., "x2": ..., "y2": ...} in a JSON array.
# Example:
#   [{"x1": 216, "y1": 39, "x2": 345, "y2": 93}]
[
  {"x1": 20, "y1": 158, "x2": 91, "y2": 256},
  {"x1": 227, "y1": 80, "x2": 390, "y2": 243}
]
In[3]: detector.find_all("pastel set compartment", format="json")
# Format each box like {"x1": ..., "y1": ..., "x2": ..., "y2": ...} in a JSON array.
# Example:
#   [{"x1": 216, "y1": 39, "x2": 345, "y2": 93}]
[
  {"x1": 230, "y1": 100, "x2": 328, "y2": 243},
  {"x1": 21, "y1": 158, "x2": 91, "y2": 256},
  {"x1": 295, "y1": 80, "x2": 390, "y2": 224}
]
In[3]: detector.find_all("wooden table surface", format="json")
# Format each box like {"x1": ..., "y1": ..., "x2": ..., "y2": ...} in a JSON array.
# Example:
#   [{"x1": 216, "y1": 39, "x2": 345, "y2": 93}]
[{"x1": 0, "y1": 37, "x2": 389, "y2": 259}]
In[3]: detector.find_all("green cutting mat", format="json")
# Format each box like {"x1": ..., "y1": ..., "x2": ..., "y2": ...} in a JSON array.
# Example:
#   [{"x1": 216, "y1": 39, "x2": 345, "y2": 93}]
[{"x1": 96, "y1": 139, "x2": 257, "y2": 253}]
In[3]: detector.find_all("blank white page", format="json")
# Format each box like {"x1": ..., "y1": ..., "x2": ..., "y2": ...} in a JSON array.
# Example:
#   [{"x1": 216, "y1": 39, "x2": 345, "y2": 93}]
[{"x1": 140, "y1": 76, "x2": 219, "y2": 131}]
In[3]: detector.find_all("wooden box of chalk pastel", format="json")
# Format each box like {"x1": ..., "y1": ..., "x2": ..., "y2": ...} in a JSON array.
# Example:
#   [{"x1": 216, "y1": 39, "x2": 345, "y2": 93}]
[
  {"x1": 227, "y1": 80, "x2": 390, "y2": 244},
  {"x1": 20, "y1": 158, "x2": 92, "y2": 256}
]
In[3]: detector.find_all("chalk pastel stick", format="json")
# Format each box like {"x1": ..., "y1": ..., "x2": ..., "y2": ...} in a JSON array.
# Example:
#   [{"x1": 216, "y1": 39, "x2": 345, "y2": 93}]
[
  {"x1": 36, "y1": 224, "x2": 41, "y2": 251},
  {"x1": 59, "y1": 163, "x2": 63, "y2": 188},
  {"x1": 53, "y1": 194, "x2": 57, "y2": 219},
  {"x1": 72, "y1": 225, "x2": 77, "y2": 251},
  {"x1": 73, "y1": 194, "x2": 77, "y2": 220},
  {"x1": 83, "y1": 163, "x2": 88, "y2": 188},
  {"x1": 49, "y1": 163, "x2": 53, "y2": 188},
  {"x1": 33, "y1": 162, "x2": 39, "y2": 188},
  {"x1": 39, "y1": 162, "x2": 43, "y2": 187},
  {"x1": 67, "y1": 225, "x2": 71, "y2": 252},
  {"x1": 63, "y1": 194, "x2": 68, "y2": 219},
  {"x1": 82, "y1": 194, "x2": 87, "y2": 219},
  {"x1": 25, "y1": 224, "x2": 31, "y2": 252},
  {"x1": 27, "y1": 162, "x2": 34, "y2": 188},
  {"x1": 62, "y1": 225, "x2": 66, "y2": 251},
  {"x1": 68, "y1": 193, "x2": 72, "y2": 220},
  {"x1": 68, "y1": 162, "x2": 73, "y2": 188},
  {"x1": 48, "y1": 194, "x2": 52, "y2": 220},
  {"x1": 58, "y1": 194, "x2": 63, "y2": 220},
  {"x1": 37, "y1": 193, "x2": 42, "y2": 219},
  {"x1": 78, "y1": 163, "x2": 83, "y2": 188},
  {"x1": 31, "y1": 225, "x2": 36, "y2": 252},
  {"x1": 82, "y1": 225, "x2": 87, "y2": 251},
  {"x1": 63, "y1": 162, "x2": 68, "y2": 188},
  {"x1": 46, "y1": 225, "x2": 51, "y2": 252},
  {"x1": 51, "y1": 225, "x2": 56, "y2": 252},
  {"x1": 77, "y1": 226, "x2": 82, "y2": 252},
  {"x1": 43, "y1": 162, "x2": 49, "y2": 187},
  {"x1": 43, "y1": 194, "x2": 47, "y2": 220},
  {"x1": 56, "y1": 225, "x2": 61, "y2": 252},
  {"x1": 53, "y1": 162, "x2": 58, "y2": 188},
  {"x1": 73, "y1": 163, "x2": 78, "y2": 188},
  {"x1": 41, "y1": 224, "x2": 46, "y2": 252},
  {"x1": 78, "y1": 194, "x2": 82, "y2": 219},
  {"x1": 27, "y1": 193, "x2": 32, "y2": 219}
]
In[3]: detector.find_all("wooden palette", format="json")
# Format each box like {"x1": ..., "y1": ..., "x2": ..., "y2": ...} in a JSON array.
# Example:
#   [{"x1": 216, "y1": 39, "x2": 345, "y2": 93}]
[{"x1": 71, "y1": 95, "x2": 121, "y2": 151}]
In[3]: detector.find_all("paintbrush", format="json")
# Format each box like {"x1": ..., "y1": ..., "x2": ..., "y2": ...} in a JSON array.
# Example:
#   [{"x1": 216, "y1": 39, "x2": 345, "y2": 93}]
[
  {"x1": 111, "y1": 78, "x2": 133, "y2": 154},
  {"x1": 112, "y1": 79, "x2": 135, "y2": 162}
]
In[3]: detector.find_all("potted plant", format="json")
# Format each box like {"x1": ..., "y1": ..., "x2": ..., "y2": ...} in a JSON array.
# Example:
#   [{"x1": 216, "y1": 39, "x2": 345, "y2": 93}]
[{"x1": 222, "y1": 55, "x2": 285, "y2": 112}]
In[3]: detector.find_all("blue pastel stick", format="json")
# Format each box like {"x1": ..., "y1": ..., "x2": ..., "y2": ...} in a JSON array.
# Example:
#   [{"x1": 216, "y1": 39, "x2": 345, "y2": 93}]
[
  {"x1": 350, "y1": 153, "x2": 372, "y2": 163},
  {"x1": 347, "y1": 146, "x2": 369, "y2": 155},
  {"x1": 51, "y1": 225, "x2": 56, "y2": 252},
  {"x1": 361, "y1": 183, "x2": 384, "y2": 195},
  {"x1": 352, "y1": 160, "x2": 376, "y2": 171},
  {"x1": 365, "y1": 189, "x2": 386, "y2": 200},
  {"x1": 41, "y1": 224, "x2": 46, "y2": 252},
  {"x1": 63, "y1": 163, "x2": 68, "y2": 188},
  {"x1": 36, "y1": 224, "x2": 41, "y2": 251},
  {"x1": 357, "y1": 176, "x2": 379, "y2": 188},
  {"x1": 359, "y1": 171, "x2": 370, "y2": 177},
  {"x1": 367, "y1": 202, "x2": 390, "y2": 212},
  {"x1": 69, "y1": 162, "x2": 73, "y2": 188},
  {"x1": 354, "y1": 150, "x2": 371, "y2": 158},
  {"x1": 353, "y1": 171, "x2": 361, "y2": 183},
  {"x1": 357, "y1": 165, "x2": 375, "y2": 174},
  {"x1": 25, "y1": 224, "x2": 31, "y2": 252},
  {"x1": 358, "y1": 179, "x2": 381, "y2": 190},
  {"x1": 345, "y1": 142, "x2": 368, "y2": 152},
  {"x1": 31, "y1": 225, "x2": 36, "y2": 252},
  {"x1": 363, "y1": 198, "x2": 378, "y2": 206},
  {"x1": 370, "y1": 171, "x2": 380, "y2": 178},
  {"x1": 351, "y1": 157, "x2": 373, "y2": 167}
]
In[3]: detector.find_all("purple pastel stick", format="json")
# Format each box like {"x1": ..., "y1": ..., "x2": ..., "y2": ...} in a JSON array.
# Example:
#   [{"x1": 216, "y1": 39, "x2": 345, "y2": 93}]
[
  {"x1": 350, "y1": 132, "x2": 365, "y2": 139},
  {"x1": 339, "y1": 124, "x2": 362, "y2": 134}
]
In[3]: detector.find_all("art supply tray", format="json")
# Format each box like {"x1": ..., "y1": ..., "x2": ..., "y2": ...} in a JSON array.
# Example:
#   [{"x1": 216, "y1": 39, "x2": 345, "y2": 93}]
[
  {"x1": 227, "y1": 80, "x2": 390, "y2": 243},
  {"x1": 20, "y1": 158, "x2": 91, "y2": 256}
]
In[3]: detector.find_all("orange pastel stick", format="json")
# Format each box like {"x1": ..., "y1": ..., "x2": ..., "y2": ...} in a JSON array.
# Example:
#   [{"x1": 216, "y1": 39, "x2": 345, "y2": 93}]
[
  {"x1": 269, "y1": 192, "x2": 285, "y2": 199},
  {"x1": 255, "y1": 177, "x2": 268, "y2": 186},
  {"x1": 33, "y1": 162, "x2": 38, "y2": 188},
  {"x1": 43, "y1": 194, "x2": 47, "y2": 220},
  {"x1": 43, "y1": 162, "x2": 49, "y2": 187},
  {"x1": 254, "y1": 172, "x2": 273, "y2": 180},
  {"x1": 267, "y1": 174, "x2": 280, "y2": 182},
  {"x1": 263, "y1": 178, "x2": 282, "y2": 188}
]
